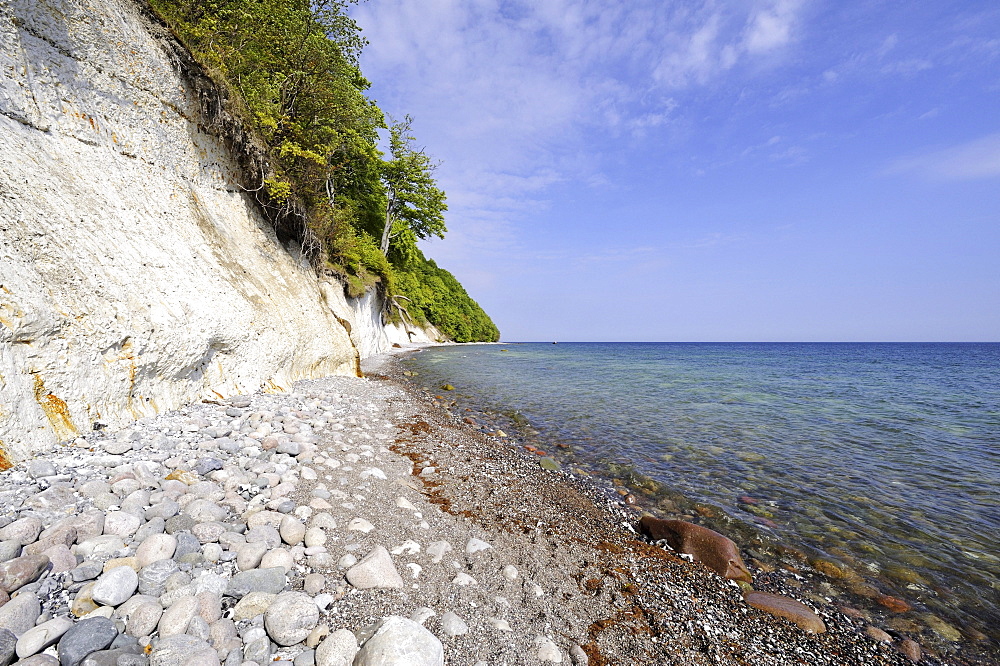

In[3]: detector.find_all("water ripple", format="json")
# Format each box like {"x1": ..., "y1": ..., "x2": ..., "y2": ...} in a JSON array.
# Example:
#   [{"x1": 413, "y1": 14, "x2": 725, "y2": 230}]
[{"x1": 406, "y1": 342, "x2": 1000, "y2": 643}]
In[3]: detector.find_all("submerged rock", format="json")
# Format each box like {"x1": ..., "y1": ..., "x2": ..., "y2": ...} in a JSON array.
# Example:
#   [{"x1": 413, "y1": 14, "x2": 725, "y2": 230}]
[{"x1": 539, "y1": 457, "x2": 560, "y2": 471}]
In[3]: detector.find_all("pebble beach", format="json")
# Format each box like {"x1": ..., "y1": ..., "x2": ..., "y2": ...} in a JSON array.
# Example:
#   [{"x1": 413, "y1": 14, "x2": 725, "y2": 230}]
[{"x1": 0, "y1": 349, "x2": 950, "y2": 666}]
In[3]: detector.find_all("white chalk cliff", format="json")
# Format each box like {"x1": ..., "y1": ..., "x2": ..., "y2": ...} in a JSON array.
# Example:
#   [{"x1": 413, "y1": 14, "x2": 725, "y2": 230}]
[{"x1": 0, "y1": 0, "x2": 439, "y2": 463}]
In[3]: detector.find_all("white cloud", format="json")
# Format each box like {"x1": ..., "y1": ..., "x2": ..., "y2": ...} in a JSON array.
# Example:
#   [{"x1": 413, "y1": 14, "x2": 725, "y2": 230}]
[
  {"x1": 877, "y1": 34, "x2": 899, "y2": 58},
  {"x1": 351, "y1": 0, "x2": 807, "y2": 271},
  {"x1": 887, "y1": 133, "x2": 1000, "y2": 181},
  {"x1": 745, "y1": 0, "x2": 801, "y2": 54},
  {"x1": 653, "y1": 12, "x2": 727, "y2": 87},
  {"x1": 880, "y1": 58, "x2": 933, "y2": 76},
  {"x1": 679, "y1": 232, "x2": 747, "y2": 249}
]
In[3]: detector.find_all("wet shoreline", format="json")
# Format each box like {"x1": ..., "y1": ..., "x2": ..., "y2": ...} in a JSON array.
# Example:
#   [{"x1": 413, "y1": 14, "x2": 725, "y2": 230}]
[{"x1": 392, "y1": 344, "x2": 999, "y2": 665}]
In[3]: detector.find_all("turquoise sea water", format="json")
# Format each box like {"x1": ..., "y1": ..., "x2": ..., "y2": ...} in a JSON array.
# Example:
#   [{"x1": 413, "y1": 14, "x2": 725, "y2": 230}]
[{"x1": 401, "y1": 342, "x2": 1000, "y2": 653}]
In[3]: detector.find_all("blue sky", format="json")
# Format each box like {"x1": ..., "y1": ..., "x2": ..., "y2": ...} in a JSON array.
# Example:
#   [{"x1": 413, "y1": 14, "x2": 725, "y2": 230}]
[{"x1": 351, "y1": 0, "x2": 1000, "y2": 342}]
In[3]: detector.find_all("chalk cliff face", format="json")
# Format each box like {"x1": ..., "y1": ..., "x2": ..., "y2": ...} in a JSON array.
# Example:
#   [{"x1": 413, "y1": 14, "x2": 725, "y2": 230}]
[
  {"x1": 0, "y1": 0, "x2": 434, "y2": 463},
  {"x1": 320, "y1": 288, "x2": 445, "y2": 360}
]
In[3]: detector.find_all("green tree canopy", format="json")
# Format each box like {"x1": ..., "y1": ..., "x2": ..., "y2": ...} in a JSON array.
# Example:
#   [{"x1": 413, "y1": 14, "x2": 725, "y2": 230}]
[{"x1": 379, "y1": 116, "x2": 447, "y2": 255}]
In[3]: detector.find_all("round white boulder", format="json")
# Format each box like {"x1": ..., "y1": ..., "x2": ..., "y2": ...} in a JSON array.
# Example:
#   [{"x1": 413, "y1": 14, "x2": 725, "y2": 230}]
[{"x1": 264, "y1": 592, "x2": 319, "y2": 646}]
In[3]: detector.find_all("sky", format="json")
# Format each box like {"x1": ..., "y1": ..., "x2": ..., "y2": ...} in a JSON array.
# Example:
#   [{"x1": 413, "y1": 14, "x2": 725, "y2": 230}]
[{"x1": 350, "y1": 0, "x2": 1000, "y2": 342}]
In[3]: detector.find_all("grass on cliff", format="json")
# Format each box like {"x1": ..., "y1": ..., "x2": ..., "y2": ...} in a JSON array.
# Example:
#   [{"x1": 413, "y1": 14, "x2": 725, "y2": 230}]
[{"x1": 149, "y1": 0, "x2": 499, "y2": 343}]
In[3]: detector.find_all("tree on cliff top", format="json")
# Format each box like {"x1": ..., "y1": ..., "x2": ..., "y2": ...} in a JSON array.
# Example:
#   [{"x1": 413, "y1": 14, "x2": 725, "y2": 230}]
[{"x1": 379, "y1": 116, "x2": 447, "y2": 256}]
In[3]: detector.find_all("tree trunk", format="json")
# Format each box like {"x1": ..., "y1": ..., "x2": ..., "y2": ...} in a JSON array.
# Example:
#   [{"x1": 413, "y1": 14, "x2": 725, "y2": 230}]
[
  {"x1": 325, "y1": 177, "x2": 335, "y2": 209},
  {"x1": 380, "y1": 196, "x2": 393, "y2": 255}
]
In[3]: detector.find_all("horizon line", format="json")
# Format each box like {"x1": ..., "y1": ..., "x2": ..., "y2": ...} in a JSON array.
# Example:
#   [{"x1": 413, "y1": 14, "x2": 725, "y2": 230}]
[{"x1": 491, "y1": 340, "x2": 1000, "y2": 344}]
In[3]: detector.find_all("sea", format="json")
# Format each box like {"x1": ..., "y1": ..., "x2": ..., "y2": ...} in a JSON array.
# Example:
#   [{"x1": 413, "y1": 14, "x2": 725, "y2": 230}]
[{"x1": 398, "y1": 342, "x2": 1000, "y2": 658}]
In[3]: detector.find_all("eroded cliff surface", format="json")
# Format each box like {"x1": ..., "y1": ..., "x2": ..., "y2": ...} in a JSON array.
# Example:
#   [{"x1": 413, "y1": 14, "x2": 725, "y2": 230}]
[{"x1": 0, "y1": 0, "x2": 366, "y2": 462}]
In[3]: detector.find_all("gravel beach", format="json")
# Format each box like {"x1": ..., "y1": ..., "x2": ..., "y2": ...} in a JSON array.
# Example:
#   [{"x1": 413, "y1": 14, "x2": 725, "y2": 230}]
[{"x1": 0, "y1": 348, "x2": 957, "y2": 665}]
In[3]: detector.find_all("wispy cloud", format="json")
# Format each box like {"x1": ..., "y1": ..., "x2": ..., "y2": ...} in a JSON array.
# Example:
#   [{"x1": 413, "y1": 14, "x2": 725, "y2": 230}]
[
  {"x1": 652, "y1": 0, "x2": 802, "y2": 88},
  {"x1": 880, "y1": 58, "x2": 933, "y2": 76},
  {"x1": 352, "y1": 0, "x2": 807, "y2": 262},
  {"x1": 887, "y1": 133, "x2": 1000, "y2": 181},
  {"x1": 676, "y1": 232, "x2": 748, "y2": 249},
  {"x1": 745, "y1": 0, "x2": 802, "y2": 54}
]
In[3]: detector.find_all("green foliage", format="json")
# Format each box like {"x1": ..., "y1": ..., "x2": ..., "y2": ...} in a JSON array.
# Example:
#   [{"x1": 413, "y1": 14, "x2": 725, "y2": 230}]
[
  {"x1": 150, "y1": 0, "x2": 499, "y2": 342},
  {"x1": 379, "y1": 116, "x2": 448, "y2": 255},
  {"x1": 150, "y1": 0, "x2": 383, "y2": 256},
  {"x1": 324, "y1": 222, "x2": 391, "y2": 299},
  {"x1": 393, "y1": 248, "x2": 500, "y2": 343}
]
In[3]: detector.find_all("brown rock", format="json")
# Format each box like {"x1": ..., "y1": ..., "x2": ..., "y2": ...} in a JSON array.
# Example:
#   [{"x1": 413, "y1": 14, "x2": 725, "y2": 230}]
[
  {"x1": 67, "y1": 511, "x2": 106, "y2": 543},
  {"x1": 164, "y1": 469, "x2": 198, "y2": 485},
  {"x1": 0, "y1": 554, "x2": 50, "y2": 593},
  {"x1": 877, "y1": 594, "x2": 912, "y2": 613},
  {"x1": 838, "y1": 605, "x2": 866, "y2": 619},
  {"x1": 71, "y1": 582, "x2": 98, "y2": 617},
  {"x1": 23, "y1": 526, "x2": 76, "y2": 556},
  {"x1": 42, "y1": 545, "x2": 77, "y2": 575},
  {"x1": 0, "y1": 517, "x2": 42, "y2": 546},
  {"x1": 865, "y1": 626, "x2": 893, "y2": 643},
  {"x1": 103, "y1": 557, "x2": 139, "y2": 572},
  {"x1": 638, "y1": 517, "x2": 752, "y2": 583},
  {"x1": 751, "y1": 559, "x2": 776, "y2": 574},
  {"x1": 897, "y1": 638, "x2": 921, "y2": 662},
  {"x1": 744, "y1": 591, "x2": 826, "y2": 634}
]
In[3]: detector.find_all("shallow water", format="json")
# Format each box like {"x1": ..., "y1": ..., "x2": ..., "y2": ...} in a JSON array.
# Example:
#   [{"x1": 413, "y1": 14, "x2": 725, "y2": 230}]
[{"x1": 402, "y1": 342, "x2": 1000, "y2": 648}]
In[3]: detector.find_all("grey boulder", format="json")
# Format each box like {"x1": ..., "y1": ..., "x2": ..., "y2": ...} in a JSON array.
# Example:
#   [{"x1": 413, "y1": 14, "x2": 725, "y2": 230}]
[
  {"x1": 57, "y1": 617, "x2": 118, "y2": 666},
  {"x1": 0, "y1": 592, "x2": 41, "y2": 637},
  {"x1": 315, "y1": 629, "x2": 358, "y2": 666},
  {"x1": 91, "y1": 566, "x2": 139, "y2": 607},
  {"x1": 345, "y1": 547, "x2": 403, "y2": 590},
  {"x1": 226, "y1": 567, "x2": 286, "y2": 599},
  {"x1": 149, "y1": 635, "x2": 219, "y2": 666},
  {"x1": 353, "y1": 616, "x2": 443, "y2": 666},
  {"x1": 264, "y1": 592, "x2": 318, "y2": 646}
]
